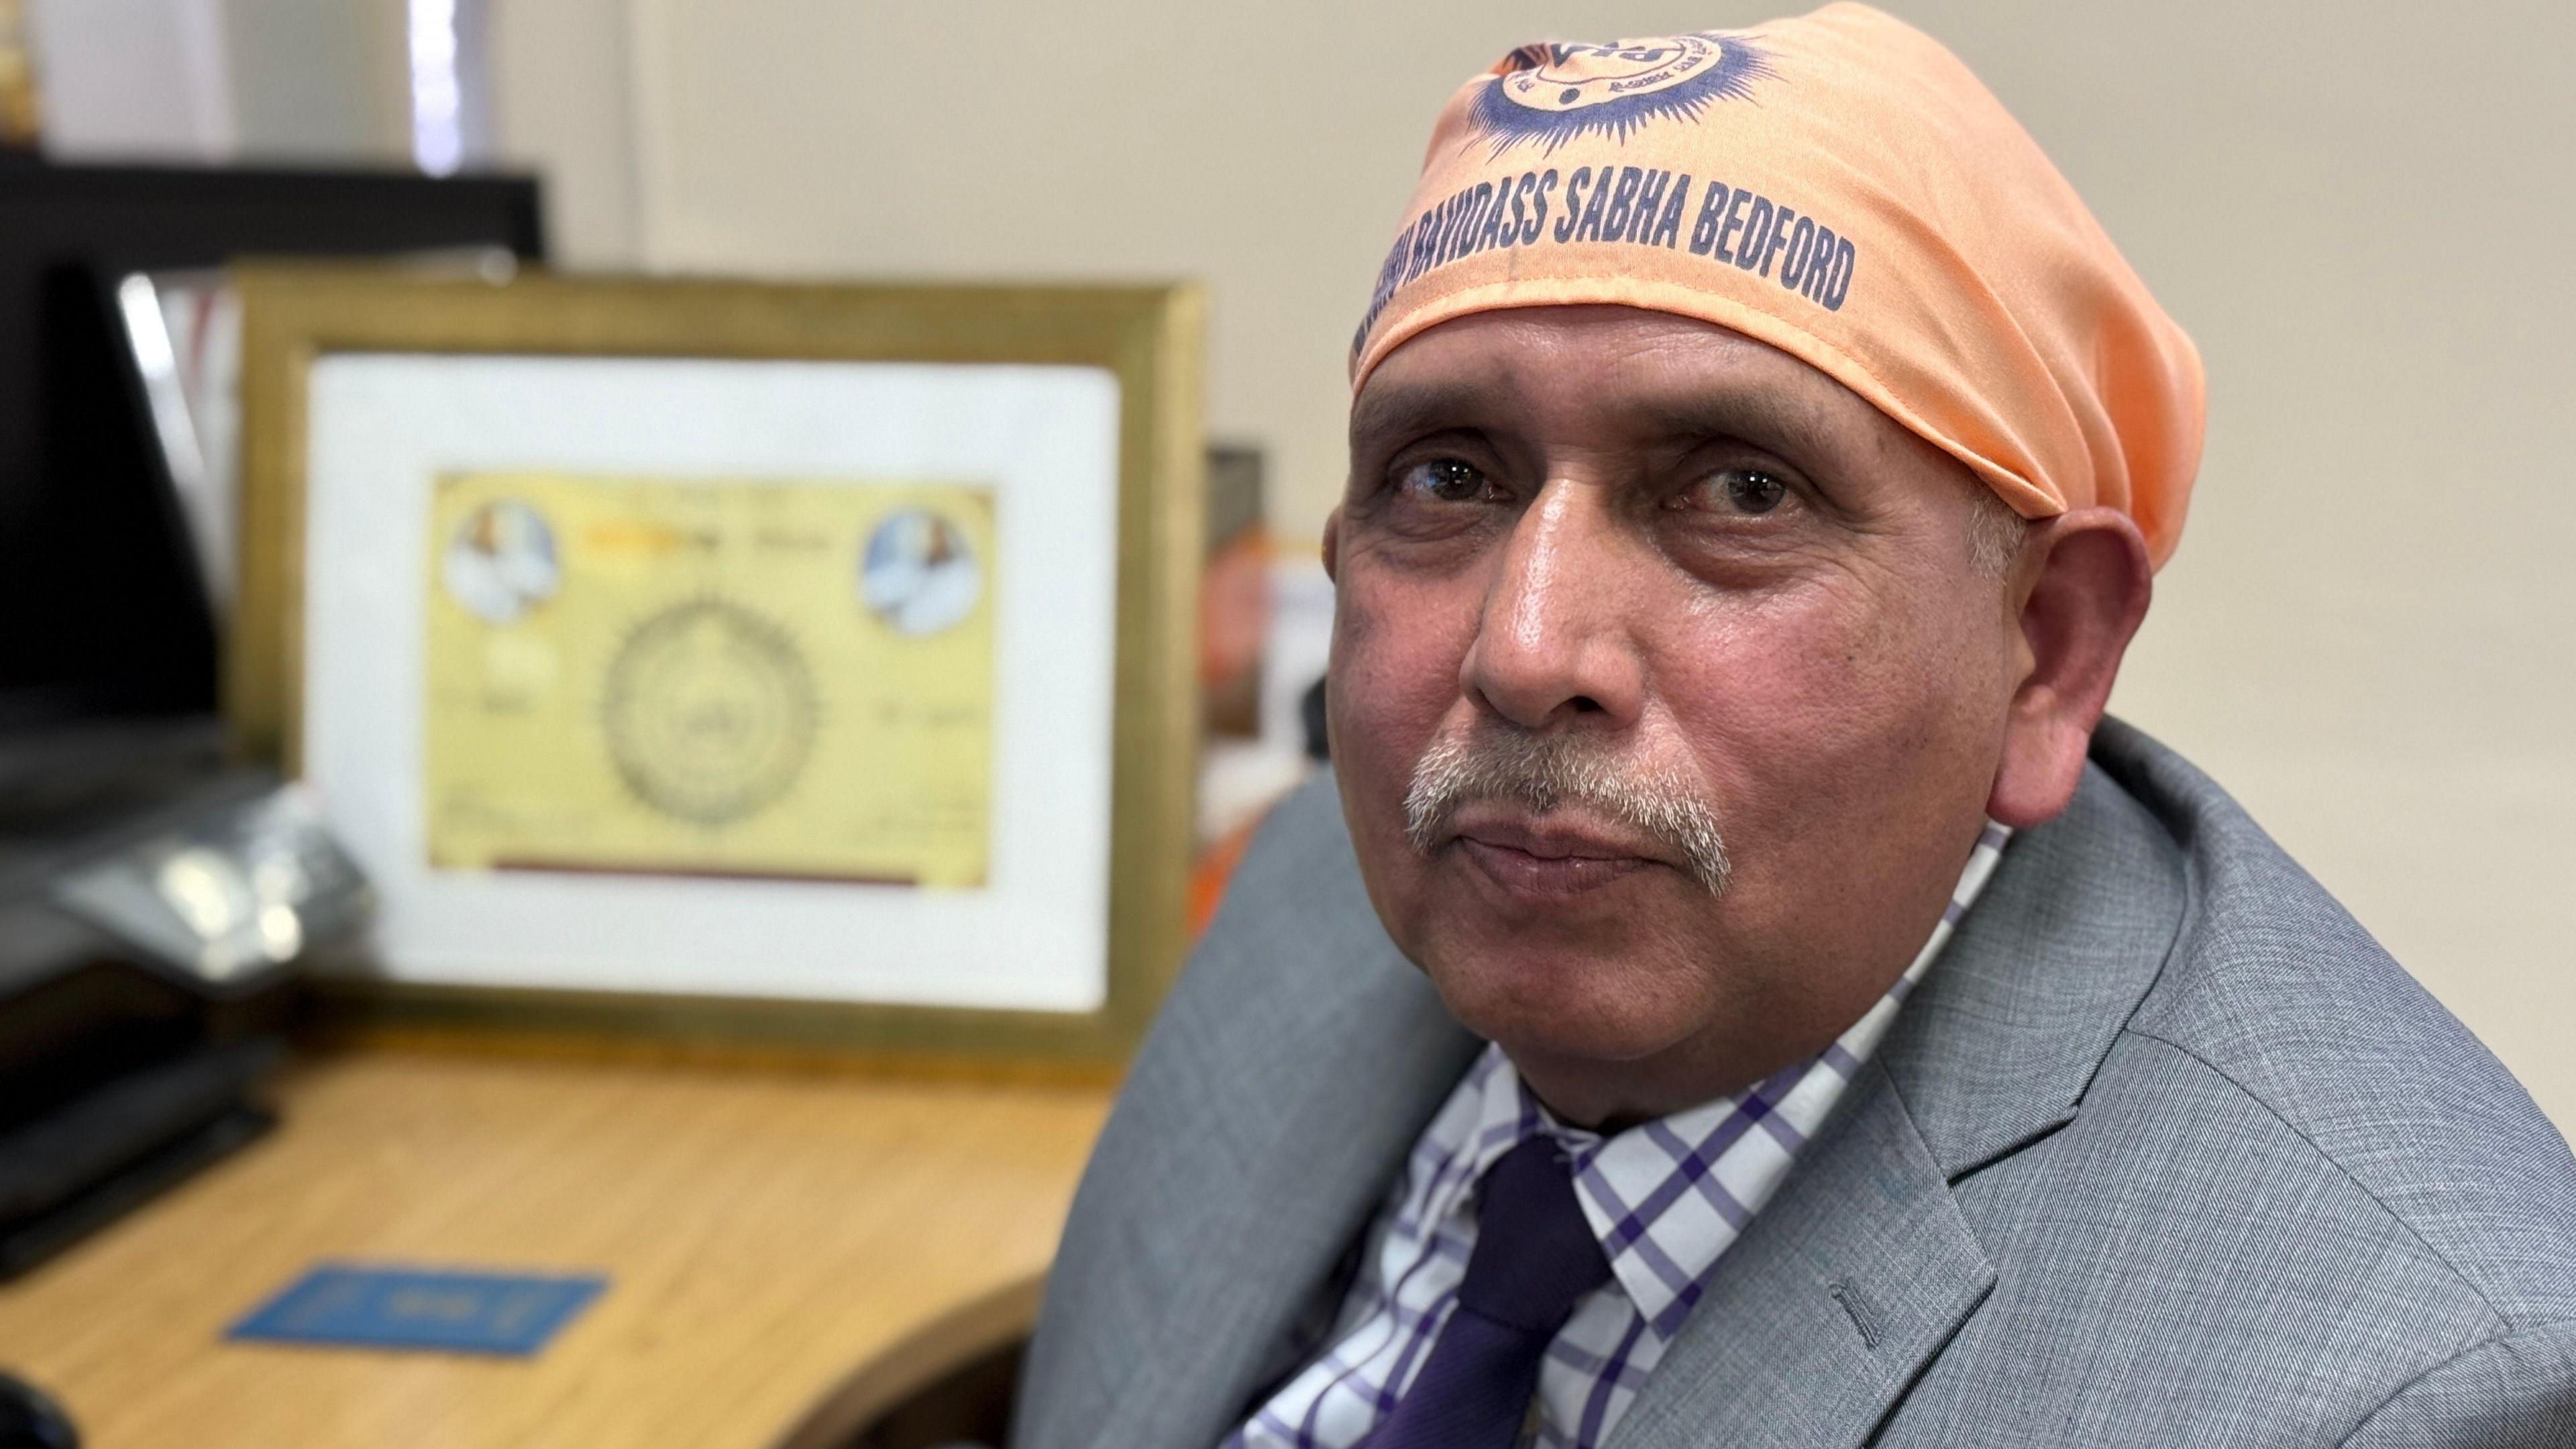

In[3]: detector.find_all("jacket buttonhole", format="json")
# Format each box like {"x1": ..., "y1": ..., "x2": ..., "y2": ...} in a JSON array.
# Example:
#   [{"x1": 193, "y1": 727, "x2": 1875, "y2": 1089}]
[{"x1": 1830, "y1": 1277, "x2": 1886, "y2": 1349}]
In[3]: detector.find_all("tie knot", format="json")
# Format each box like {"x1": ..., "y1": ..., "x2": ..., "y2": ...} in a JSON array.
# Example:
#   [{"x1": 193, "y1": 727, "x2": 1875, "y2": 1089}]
[{"x1": 1455, "y1": 1136, "x2": 1613, "y2": 1335}]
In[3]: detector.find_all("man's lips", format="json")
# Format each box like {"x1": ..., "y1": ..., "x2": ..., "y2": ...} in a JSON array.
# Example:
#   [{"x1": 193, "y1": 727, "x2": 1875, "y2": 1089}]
[{"x1": 1444, "y1": 808, "x2": 1669, "y2": 898}]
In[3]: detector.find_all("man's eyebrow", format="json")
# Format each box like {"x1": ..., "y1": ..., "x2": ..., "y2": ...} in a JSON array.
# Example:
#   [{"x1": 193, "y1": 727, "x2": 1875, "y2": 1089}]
[
  {"x1": 1350, "y1": 376, "x2": 1846, "y2": 466},
  {"x1": 1624, "y1": 392, "x2": 1845, "y2": 466},
  {"x1": 1348, "y1": 379, "x2": 1509, "y2": 445}
]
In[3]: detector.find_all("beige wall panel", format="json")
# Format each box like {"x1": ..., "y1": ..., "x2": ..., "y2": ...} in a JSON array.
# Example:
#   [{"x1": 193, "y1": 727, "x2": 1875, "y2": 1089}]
[
  {"x1": 488, "y1": 0, "x2": 645, "y2": 266},
  {"x1": 517, "y1": 0, "x2": 2575, "y2": 1128}
]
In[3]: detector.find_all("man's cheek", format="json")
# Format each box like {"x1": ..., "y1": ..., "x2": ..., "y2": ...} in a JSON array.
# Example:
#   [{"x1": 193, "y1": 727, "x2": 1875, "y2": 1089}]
[
  {"x1": 1330, "y1": 603, "x2": 1413, "y2": 767},
  {"x1": 1333, "y1": 575, "x2": 1470, "y2": 716},
  {"x1": 1332, "y1": 682, "x2": 1436, "y2": 812},
  {"x1": 1663, "y1": 625, "x2": 1919, "y2": 840},
  {"x1": 1698, "y1": 637, "x2": 1967, "y2": 858}
]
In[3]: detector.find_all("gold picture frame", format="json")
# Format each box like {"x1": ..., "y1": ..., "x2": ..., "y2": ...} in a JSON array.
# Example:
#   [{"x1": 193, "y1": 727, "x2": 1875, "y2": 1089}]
[{"x1": 232, "y1": 266, "x2": 1203, "y2": 1073}]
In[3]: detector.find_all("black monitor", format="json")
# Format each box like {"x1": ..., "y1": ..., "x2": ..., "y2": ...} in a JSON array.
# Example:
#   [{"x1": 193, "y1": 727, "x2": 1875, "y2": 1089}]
[{"x1": 0, "y1": 160, "x2": 543, "y2": 744}]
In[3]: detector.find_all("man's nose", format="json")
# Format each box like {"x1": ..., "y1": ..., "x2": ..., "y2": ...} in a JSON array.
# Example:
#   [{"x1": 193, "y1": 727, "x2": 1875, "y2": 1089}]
[{"x1": 1458, "y1": 480, "x2": 1648, "y2": 731}]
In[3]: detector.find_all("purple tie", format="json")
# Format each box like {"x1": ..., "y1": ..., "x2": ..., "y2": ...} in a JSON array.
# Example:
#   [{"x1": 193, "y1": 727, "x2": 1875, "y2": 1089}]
[{"x1": 1359, "y1": 1136, "x2": 1613, "y2": 1449}]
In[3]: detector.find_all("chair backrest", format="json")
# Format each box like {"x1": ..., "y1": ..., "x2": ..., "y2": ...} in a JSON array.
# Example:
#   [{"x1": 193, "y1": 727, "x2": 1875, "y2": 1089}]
[{"x1": 773, "y1": 1271, "x2": 1042, "y2": 1449}]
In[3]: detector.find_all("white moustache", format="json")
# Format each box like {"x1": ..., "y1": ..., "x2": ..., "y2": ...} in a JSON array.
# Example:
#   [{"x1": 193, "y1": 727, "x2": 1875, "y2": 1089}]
[{"x1": 1403, "y1": 728, "x2": 1731, "y2": 895}]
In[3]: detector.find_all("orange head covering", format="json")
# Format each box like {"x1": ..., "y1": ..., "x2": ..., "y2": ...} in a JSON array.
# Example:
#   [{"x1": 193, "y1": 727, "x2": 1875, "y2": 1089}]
[{"x1": 1350, "y1": 3, "x2": 2204, "y2": 568}]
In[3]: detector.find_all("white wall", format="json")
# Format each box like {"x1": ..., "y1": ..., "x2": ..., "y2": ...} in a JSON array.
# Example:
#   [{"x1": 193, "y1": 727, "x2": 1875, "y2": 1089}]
[{"x1": 487, "y1": 0, "x2": 2576, "y2": 1127}]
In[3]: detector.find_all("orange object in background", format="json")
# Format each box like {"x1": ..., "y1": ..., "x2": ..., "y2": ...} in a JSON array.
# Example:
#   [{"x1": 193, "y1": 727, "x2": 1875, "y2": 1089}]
[
  {"x1": 1189, "y1": 443, "x2": 1294, "y2": 939},
  {"x1": 1200, "y1": 445, "x2": 1271, "y2": 739},
  {"x1": 1189, "y1": 515, "x2": 1272, "y2": 936},
  {"x1": 1200, "y1": 528, "x2": 1271, "y2": 733},
  {"x1": 1187, "y1": 813, "x2": 1259, "y2": 939}
]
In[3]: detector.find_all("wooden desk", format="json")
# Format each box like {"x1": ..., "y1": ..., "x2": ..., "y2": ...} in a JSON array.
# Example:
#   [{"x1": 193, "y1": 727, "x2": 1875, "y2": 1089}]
[{"x1": 0, "y1": 1050, "x2": 1111, "y2": 1448}]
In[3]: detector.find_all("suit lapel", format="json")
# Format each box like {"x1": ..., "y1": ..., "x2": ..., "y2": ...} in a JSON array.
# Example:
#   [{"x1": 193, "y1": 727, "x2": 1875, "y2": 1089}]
[
  {"x1": 1607, "y1": 761, "x2": 2189, "y2": 1448},
  {"x1": 1876, "y1": 755, "x2": 2190, "y2": 1181},
  {"x1": 1605, "y1": 1059, "x2": 1992, "y2": 1449}
]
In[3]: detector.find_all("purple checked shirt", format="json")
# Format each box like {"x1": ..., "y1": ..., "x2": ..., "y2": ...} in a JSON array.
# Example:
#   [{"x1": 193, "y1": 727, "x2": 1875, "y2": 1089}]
[{"x1": 1223, "y1": 822, "x2": 2013, "y2": 1449}]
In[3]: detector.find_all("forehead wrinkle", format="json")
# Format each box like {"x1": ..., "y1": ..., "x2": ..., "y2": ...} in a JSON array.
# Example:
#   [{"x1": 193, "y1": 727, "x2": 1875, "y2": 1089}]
[
  {"x1": 1358, "y1": 315, "x2": 1863, "y2": 468},
  {"x1": 1615, "y1": 390, "x2": 1848, "y2": 470},
  {"x1": 1349, "y1": 373, "x2": 1521, "y2": 449}
]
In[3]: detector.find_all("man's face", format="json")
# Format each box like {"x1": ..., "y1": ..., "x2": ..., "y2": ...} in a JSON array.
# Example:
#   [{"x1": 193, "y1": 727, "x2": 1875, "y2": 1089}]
[{"x1": 1327, "y1": 306, "x2": 2026, "y2": 1117}]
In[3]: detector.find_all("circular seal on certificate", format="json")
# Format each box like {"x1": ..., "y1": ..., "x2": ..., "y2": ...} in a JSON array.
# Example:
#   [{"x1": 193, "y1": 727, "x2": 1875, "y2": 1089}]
[
  {"x1": 602, "y1": 600, "x2": 817, "y2": 826},
  {"x1": 443, "y1": 498, "x2": 561, "y2": 625},
  {"x1": 859, "y1": 508, "x2": 982, "y2": 637}
]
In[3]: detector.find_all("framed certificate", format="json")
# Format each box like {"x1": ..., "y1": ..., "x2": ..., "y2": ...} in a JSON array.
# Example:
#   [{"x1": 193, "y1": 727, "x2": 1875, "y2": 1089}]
[{"x1": 231, "y1": 268, "x2": 1203, "y2": 1069}]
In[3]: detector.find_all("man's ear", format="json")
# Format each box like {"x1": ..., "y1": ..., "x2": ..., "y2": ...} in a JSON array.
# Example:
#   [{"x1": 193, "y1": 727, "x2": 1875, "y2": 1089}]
[
  {"x1": 1321, "y1": 506, "x2": 1343, "y2": 584},
  {"x1": 1988, "y1": 506, "x2": 2153, "y2": 828}
]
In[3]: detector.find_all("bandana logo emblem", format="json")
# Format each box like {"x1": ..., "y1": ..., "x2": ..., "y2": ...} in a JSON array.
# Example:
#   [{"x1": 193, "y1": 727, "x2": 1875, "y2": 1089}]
[{"x1": 1472, "y1": 32, "x2": 1770, "y2": 153}]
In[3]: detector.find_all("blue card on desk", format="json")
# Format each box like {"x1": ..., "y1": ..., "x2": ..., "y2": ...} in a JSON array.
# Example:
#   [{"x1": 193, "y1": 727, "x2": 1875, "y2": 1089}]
[{"x1": 228, "y1": 1263, "x2": 607, "y2": 1356}]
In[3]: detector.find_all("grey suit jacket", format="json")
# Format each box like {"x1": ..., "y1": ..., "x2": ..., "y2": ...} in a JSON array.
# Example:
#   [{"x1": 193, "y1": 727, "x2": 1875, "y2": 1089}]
[{"x1": 1016, "y1": 721, "x2": 2576, "y2": 1446}]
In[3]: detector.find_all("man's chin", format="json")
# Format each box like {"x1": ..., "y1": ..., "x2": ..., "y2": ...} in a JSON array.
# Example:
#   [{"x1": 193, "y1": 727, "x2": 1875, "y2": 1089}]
[
  {"x1": 1413, "y1": 938, "x2": 1709, "y2": 1069},
  {"x1": 1379, "y1": 847, "x2": 1733, "y2": 1064}
]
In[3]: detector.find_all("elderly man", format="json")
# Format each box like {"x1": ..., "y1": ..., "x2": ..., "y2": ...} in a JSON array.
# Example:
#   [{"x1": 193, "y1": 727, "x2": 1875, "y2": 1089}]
[{"x1": 1016, "y1": 7, "x2": 2576, "y2": 1446}]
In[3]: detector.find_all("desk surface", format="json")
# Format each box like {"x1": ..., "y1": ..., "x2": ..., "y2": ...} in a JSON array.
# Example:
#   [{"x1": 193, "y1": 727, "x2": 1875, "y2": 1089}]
[{"x1": 0, "y1": 1049, "x2": 1112, "y2": 1449}]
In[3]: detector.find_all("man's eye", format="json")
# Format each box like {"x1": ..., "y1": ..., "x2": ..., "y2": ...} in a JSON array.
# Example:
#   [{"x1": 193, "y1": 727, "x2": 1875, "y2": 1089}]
[
  {"x1": 1397, "y1": 458, "x2": 1492, "y2": 503},
  {"x1": 1676, "y1": 467, "x2": 1790, "y2": 516}
]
